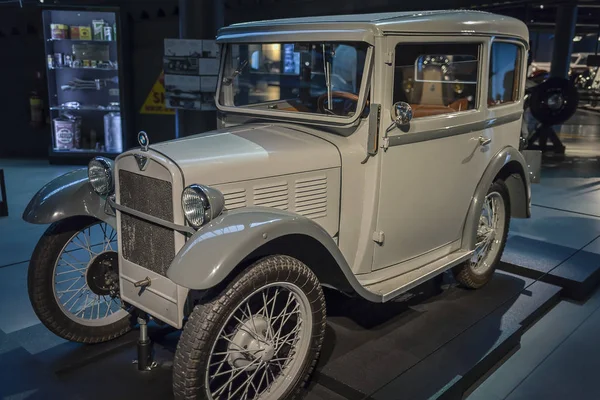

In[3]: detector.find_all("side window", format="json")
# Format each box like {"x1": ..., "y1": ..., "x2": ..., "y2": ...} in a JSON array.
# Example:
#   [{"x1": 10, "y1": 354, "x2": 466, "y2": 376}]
[
  {"x1": 393, "y1": 43, "x2": 479, "y2": 119},
  {"x1": 488, "y1": 42, "x2": 521, "y2": 106}
]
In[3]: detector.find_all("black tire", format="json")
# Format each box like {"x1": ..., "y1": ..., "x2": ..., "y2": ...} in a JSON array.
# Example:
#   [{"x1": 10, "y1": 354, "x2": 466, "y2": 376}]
[
  {"x1": 27, "y1": 217, "x2": 134, "y2": 344},
  {"x1": 529, "y1": 77, "x2": 579, "y2": 125},
  {"x1": 173, "y1": 255, "x2": 326, "y2": 400},
  {"x1": 453, "y1": 181, "x2": 511, "y2": 289}
]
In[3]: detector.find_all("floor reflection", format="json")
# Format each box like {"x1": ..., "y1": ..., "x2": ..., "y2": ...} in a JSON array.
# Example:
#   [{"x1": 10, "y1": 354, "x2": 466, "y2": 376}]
[{"x1": 555, "y1": 109, "x2": 600, "y2": 157}]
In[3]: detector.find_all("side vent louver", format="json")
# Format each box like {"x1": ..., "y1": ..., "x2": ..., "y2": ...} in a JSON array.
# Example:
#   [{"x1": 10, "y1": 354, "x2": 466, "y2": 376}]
[
  {"x1": 295, "y1": 175, "x2": 327, "y2": 219},
  {"x1": 223, "y1": 188, "x2": 247, "y2": 210},
  {"x1": 253, "y1": 181, "x2": 289, "y2": 210}
]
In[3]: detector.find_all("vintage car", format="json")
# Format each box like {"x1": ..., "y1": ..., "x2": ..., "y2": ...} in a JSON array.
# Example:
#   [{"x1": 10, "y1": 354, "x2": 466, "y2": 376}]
[
  {"x1": 23, "y1": 10, "x2": 537, "y2": 400},
  {"x1": 529, "y1": 52, "x2": 594, "y2": 78}
]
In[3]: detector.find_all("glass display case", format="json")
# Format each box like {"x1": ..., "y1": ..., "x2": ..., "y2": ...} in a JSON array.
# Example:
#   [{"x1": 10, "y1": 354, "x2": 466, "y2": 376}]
[{"x1": 42, "y1": 7, "x2": 128, "y2": 162}]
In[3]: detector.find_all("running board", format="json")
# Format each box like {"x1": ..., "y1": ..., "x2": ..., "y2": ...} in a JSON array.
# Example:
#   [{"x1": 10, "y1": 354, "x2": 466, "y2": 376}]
[{"x1": 362, "y1": 250, "x2": 474, "y2": 302}]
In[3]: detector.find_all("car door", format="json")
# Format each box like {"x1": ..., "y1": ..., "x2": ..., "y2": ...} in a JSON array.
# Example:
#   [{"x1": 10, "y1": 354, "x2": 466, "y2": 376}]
[{"x1": 372, "y1": 36, "x2": 493, "y2": 272}]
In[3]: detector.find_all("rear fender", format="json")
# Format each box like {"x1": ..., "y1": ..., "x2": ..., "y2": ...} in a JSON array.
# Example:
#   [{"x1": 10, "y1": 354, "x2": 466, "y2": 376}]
[
  {"x1": 166, "y1": 207, "x2": 380, "y2": 302},
  {"x1": 22, "y1": 168, "x2": 115, "y2": 227},
  {"x1": 462, "y1": 146, "x2": 531, "y2": 251}
]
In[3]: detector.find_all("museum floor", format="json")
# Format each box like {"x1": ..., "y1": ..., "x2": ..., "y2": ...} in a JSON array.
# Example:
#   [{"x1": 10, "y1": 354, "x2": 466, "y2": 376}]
[{"x1": 2, "y1": 110, "x2": 600, "y2": 399}]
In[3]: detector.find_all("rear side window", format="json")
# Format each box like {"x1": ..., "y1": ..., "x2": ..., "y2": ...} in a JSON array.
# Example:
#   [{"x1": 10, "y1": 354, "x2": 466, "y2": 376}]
[
  {"x1": 488, "y1": 42, "x2": 522, "y2": 106},
  {"x1": 393, "y1": 43, "x2": 480, "y2": 119}
]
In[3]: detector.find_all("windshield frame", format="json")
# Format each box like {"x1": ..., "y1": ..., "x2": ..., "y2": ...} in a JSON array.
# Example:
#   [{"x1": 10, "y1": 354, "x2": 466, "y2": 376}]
[{"x1": 216, "y1": 41, "x2": 373, "y2": 127}]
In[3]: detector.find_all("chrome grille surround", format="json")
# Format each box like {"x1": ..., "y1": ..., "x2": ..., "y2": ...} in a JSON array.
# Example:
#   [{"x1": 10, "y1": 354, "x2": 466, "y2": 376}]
[{"x1": 114, "y1": 150, "x2": 188, "y2": 329}]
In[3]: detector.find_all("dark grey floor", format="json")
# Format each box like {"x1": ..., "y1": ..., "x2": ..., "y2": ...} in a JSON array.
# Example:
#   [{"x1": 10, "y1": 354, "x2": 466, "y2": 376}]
[
  {"x1": 2, "y1": 110, "x2": 600, "y2": 399},
  {"x1": 468, "y1": 109, "x2": 600, "y2": 400}
]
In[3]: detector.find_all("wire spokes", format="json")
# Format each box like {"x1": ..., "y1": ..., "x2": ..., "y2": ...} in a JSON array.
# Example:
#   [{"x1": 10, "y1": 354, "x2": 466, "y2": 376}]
[
  {"x1": 470, "y1": 192, "x2": 505, "y2": 271},
  {"x1": 206, "y1": 283, "x2": 308, "y2": 400},
  {"x1": 52, "y1": 222, "x2": 126, "y2": 326}
]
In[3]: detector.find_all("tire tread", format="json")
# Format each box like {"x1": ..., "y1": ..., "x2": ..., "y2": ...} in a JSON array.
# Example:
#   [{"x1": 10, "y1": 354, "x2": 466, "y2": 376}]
[
  {"x1": 27, "y1": 217, "x2": 133, "y2": 344},
  {"x1": 172, "y1": 255, "x2": 326, "y2": 400},
  {"x1": 453, "y1": 180, "x2": 511, "y2": 289}
]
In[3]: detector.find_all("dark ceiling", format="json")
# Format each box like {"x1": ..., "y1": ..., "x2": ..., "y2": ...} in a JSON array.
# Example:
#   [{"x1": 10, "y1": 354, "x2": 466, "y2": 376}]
[{"x1": 2, "y1": 0, "x2": 600, "y2": 35}]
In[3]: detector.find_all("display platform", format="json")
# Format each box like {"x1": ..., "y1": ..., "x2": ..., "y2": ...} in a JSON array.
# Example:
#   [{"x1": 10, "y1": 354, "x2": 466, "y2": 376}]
[
  {"x1": 501, "y1": 237, "x2": 600, "y2": 301},
  {"x1": 21, "y1": 271, "x2": 560, "y2": 400},
  {"x1": 310, "y1": 271, "x2": 560, "y2": 400}
]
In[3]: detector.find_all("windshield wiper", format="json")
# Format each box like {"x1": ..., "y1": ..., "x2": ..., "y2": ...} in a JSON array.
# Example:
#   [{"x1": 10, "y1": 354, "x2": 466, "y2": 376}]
[
  {"x1": 222, "y1": 59, "x2": 248, "y2": 86},
  {"x1": 323, "y1": 44, "x2": 333, "y2": 112}
]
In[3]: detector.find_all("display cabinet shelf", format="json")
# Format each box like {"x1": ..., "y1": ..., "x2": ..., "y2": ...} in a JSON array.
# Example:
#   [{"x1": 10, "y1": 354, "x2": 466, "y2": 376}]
[
  {"x1": 52, "y1": 148, "x2": 120, "y2": 155},
  {"x1": 50, "y1": 105, "x2": 120, "y2": 111},
  {"x1": 49, "y1": 66, "x2": 118, "y2": 71},
  {"x1": 48, "y1": 38, "x2": 116, "y2": 43}
]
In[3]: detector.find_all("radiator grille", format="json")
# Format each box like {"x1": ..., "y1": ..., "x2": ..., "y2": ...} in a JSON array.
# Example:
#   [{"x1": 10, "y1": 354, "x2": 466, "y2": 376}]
[
  {"x1": 295, "y1": 175, "x2": 327, "y2": 219},
  {"x1": 119, "y1": 170, "x2": 174, "y2": 276},
  {"x1": 253, "y1": 181, "x2": 289, "y2": 210}
]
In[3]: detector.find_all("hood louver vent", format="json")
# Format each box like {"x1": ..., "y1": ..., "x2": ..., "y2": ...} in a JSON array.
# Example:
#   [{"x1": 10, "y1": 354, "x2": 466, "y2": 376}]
[
  {"x1": 253, "y1": 181, "x2": 289, "y2": 210},
  {"x1": 295, "y1": 175, "x2": 327, "y2": 219},
  {"x1": 223, "y1": 188, "x2": 247, "y2": 210}
]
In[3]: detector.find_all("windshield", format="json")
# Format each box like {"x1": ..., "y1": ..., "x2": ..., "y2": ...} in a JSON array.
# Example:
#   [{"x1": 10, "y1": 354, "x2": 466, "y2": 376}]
[
  {"x1": 219, "y1": 42, "x2": 369, "y2": 117},
  {"x1": 572, "y1": 55, "x2": 588, "y2": 65}
]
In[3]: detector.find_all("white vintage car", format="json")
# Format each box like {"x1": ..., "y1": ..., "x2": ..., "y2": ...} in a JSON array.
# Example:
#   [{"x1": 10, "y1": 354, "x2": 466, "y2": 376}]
[
  {"x1": 24, "y1": 10, "x2": 537, "y2": 400},
  {"x1": 529, "y1": 52, "x2": 593, "y2": 78}
]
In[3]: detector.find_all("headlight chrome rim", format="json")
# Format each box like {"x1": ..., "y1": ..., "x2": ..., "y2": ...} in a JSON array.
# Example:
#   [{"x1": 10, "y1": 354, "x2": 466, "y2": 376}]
[
  {"x1": 87, "y1": 157, "x2": 113, "y2": 196},
  {"x1": 182, "y1": 185, "x2": 211, "y2": 229}
]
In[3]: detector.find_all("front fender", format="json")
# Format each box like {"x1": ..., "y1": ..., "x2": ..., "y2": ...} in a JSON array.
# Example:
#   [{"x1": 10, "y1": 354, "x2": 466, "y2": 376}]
[
  {"x1": 166, "y1": 207, "x2": 379, "y2": 301},
  {"x1": 22, "y1": 168, "x2": 115, "y2": 227}
]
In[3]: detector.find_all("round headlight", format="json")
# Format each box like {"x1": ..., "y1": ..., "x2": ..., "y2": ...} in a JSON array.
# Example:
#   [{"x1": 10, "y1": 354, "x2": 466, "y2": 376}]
[
  {"x1": 181, "y1": 184, "x2": 225, "y2": 229},
  {"x1": 88, "y1": 157, "x2": 113, "y2": 196}
]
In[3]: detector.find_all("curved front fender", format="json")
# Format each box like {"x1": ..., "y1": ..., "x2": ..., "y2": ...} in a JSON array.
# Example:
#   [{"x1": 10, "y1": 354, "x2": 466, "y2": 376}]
[
  {"x1": 22, "y1": 168, "x2": 115, "y2": 227},
  {"x1": 166, "y1": 207, "x2": 379, "y2": 301}
]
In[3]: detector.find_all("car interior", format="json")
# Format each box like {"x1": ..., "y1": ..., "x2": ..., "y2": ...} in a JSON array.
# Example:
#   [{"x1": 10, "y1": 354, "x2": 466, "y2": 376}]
[{"x1": 393, "y1": 44, "x2": 479, "y2": 119}]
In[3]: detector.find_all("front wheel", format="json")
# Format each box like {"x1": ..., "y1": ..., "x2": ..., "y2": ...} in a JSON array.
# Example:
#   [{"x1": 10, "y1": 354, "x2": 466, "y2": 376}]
[
  {"x1": 453, "y1": 181, "x2": 511, "y2": 289},
  {"x1": 27, "y1": 217, "x2": 134, "y2": 343},
  {"x1": 173, "y1": 255, "x2": 326, "y2": 400}
]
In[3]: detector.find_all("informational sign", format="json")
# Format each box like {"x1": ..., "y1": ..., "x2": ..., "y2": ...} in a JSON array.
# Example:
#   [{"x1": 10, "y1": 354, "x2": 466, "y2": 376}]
[
  {"x1": 140, "y1": 71, "x2": 175, "y2": 115},
  {"x1": 163, "y1": 38, "x2": 219, "y2": 111},
  {"x1": 283, "y1": 44, "x2": 300, "y2": 75}
]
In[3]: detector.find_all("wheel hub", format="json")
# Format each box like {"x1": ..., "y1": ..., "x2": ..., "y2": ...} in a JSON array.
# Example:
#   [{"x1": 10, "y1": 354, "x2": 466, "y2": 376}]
[
  {"x1": 227, "y1": 315, "x2": 273, "y2": 370},
  {"x1": 547, "y1": 92, "x2": 564, "y2": 111},
  {"x1": 471, "y1": 192, "x2": 504, "y2": 271},
  {"x1": 86, "y1": 251, "x2": 119, "y2": 296},
  {"x1": 477, "y1": 216, "x2": 494, "y2": 243}
]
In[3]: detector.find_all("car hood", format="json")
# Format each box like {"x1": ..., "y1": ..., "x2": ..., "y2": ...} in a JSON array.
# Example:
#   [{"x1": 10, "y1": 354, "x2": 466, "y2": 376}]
[{"x1": 150, "y1": 124, "x2": 341, "y2": 185}]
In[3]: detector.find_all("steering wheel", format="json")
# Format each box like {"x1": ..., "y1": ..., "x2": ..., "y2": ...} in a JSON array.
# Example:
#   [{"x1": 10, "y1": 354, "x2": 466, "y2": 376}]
[{"x1": 317, "y1": 91, "x2": 360, "y2": 116}]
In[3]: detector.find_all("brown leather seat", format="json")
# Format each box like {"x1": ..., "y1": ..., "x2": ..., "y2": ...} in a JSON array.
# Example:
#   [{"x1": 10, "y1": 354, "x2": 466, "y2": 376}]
[{"x1": 410, "y1": 98, "x2": 469, "y2": 118}]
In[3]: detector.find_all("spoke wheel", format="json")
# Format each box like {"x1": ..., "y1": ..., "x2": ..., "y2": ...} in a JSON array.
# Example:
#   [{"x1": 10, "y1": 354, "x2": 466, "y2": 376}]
[
  {"x1": 173, "y1": 255, "x2": 326, "y2": 400},
  {"x1": 52, "y1": 221, "x2": 127, "y2": 327},
  {"x1": 469, "y1": 191, "x2": 506, "y2": 275},
  {"x1": 28, "y1": 217, "x2": 134, "y2": 343},
  {"x1": 454, "y1": 181, "x2": 510, "y2": 289},
  {"x1": 206, "y1": 283, "x2": 311, "y2": 400}
]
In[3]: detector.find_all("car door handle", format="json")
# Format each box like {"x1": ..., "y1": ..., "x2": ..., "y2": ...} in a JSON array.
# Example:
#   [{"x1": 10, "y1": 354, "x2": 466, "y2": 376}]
[{"x1": 478, "y1": 136, "x2": 492, "y2": 146}]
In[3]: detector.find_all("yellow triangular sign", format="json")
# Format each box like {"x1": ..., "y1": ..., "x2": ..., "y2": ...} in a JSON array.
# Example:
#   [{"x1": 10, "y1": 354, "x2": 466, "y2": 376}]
[{"x1": 140, "y1": 70, "x2": 175, "y2": 115}]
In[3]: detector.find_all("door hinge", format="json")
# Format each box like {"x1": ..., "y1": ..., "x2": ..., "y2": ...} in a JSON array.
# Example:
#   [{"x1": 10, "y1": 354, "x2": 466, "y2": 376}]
[
  {"x1": 384, "y1": 51, "x2": 394, "y2": 66},
  {"x1": 372, "y1": 231, "x2": 385, "y2": 245},
  {"x1": 382, "y1": 136, "x2": 390, "y2": 151}
]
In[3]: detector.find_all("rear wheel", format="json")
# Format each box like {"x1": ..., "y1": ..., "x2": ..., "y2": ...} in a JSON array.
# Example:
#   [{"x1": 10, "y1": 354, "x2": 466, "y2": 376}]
[
  {"x1": 27, "y1": 217, "x2": 134, "y2": 343},
  {"x1": 173, "y1": 255, "x2": 326, "y2": 400},
  {"x1": 453, "y1": 181, "x2": 510, "y2": 289}
]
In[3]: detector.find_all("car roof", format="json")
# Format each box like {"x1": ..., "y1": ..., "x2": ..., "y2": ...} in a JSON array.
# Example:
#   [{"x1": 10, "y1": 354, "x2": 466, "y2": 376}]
[{"x1": 218, "y1": 10, "x2": 529, "y2": 42}]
